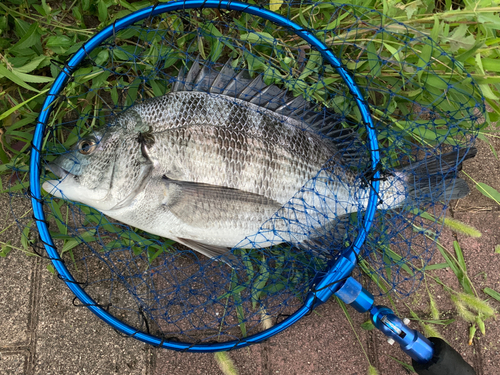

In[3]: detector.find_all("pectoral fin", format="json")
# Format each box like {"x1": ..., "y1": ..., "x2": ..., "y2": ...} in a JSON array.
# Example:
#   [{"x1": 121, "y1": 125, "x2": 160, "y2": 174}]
[
  {"x1": 160, "y1": 176, "x2": 282, "y2": 261},
  {"x1": 161, "y1": 175, "x2": 282, "y2": 227}
]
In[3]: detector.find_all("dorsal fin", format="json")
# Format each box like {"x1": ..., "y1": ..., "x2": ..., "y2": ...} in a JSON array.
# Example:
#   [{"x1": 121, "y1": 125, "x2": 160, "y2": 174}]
[{"x1": 171, "y1": 59, "x2": 367, "y2": 162}]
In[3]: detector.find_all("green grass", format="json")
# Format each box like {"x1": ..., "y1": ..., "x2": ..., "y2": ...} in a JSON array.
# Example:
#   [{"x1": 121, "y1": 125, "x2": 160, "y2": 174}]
[{"x1": 1, "y1": 1, "x2": 500, "y2": 373}]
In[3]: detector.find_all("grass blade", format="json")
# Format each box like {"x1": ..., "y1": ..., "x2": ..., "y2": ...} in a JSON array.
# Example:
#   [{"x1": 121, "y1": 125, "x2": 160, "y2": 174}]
[{"x1": 483, "y1": 288, "x2": 500, "y2": 303}]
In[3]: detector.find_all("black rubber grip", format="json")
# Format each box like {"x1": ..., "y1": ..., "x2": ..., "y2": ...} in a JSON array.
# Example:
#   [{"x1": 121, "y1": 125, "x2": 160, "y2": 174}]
[{"x1": 412, "y1": 337, "x2": 476, "y2": 375}]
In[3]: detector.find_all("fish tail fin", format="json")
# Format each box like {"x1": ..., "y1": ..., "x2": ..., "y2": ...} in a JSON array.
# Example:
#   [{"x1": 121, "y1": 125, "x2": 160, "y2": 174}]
[{"x1": 403, "y1": 147, "x2": 477, "y2": 203}]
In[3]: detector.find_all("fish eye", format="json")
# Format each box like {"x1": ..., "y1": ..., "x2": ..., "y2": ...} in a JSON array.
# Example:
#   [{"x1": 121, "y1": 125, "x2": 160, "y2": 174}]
[{"x1": 78, "y1": 138, "x2": 97, "y2": 155}]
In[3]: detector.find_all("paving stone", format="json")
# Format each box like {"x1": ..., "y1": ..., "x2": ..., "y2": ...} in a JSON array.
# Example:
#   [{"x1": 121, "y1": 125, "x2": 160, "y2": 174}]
[
  {"x1": 33, "y1": 266, "x2": 150, "y2": 375},
  {"x1": 0, "y1": 250, "x2": 34, "y2": 347},
  {"x1": 0, "y1": 192, "x2": 35, "y2": 348},
  {"x1": 263, "y1": 300, "x2": 374, "y2": 375},
  {"x1": 0, "y1": 352, "x2": 27, "y2": 375},
  {"x1": 154, "y1": 340, "x2": 261, "y2": 375},
  {"x1": 154, "y1": 351, "x2": 222, "y2": 375}
]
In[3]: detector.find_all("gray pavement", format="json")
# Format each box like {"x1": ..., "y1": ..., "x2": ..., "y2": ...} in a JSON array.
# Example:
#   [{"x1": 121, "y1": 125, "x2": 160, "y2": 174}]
[{"x1": 0, "y1": 135, "x2": 498, "y2": 374}]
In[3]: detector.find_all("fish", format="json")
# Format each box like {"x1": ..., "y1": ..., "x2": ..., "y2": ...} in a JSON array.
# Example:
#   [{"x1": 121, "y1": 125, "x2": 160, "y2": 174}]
[{"x1": 42, "y1": 59, "x2": 476, "y2": 261}]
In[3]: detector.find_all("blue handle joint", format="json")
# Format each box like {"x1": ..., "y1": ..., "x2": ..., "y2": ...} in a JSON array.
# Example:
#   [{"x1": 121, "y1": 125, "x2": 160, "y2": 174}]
[
  {"x1": 309, "y1": 256, "x2": 357, "y2": 307},
  {"x1": 335, "y1": 277, "x2": 434, "y2": 363}
]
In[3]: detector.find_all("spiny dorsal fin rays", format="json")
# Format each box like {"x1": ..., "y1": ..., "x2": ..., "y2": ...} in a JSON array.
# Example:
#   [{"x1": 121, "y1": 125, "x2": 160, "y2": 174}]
[
  {"x1": 275, "y1": 95, "x2": 309, "y2": 116},
  {"x1": 194, "y1": 65, "x2": 219, "y2": 93},
  {"x1": 251, "y1": 85, "x2": 288, "y2": 110},
  {"x1": 183, "y1": 59, "x2": 202, "y2": 91},
  {"x1": 172, "y1": 65, "x2": 186, "y2": 92},
  {"x1": 221, "y1": 70, "x2": 252, "y2": 97},
  {"x1": 172, "y1": 58, "x2": 367, "y2": 162},
  {"x1": 210, "y1": 59, "x2": 236, "y2": 94}
]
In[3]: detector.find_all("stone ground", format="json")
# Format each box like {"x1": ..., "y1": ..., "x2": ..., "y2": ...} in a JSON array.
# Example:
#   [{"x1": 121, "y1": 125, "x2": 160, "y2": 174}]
[{"x1": 0, "y1": 135, "x2": 498, "y2": 375}]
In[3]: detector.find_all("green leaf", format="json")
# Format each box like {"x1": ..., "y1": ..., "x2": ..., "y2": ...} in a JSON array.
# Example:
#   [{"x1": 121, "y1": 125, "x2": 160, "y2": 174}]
[
  {"x1": 455, "y1": 43, "x2": 483, "y2": 63},
  {"x1": 360, "y1": 320, "x2": 375, "y2": 330},
  {"x1": 484, "y1": 287, "x2": 500, "y2": 303},
  {"x1": 12, "y1": 69, "x2": 54, "y2": 83},
  {"x1": 72, "y1": 6, "x2": 83, "y2": 22},
  {"x1": 52, "y1": 203, "x2": 69, "y2": 235},
  {"x1": 425, "y1": 263, "x2": 449, "y2": 271},
  {"x1": 46, "y1": 264, "x2": 56, "y2": 275},
  {"x1": 0, "y1": 140, "x2": 9, "y2": 164},
  {"x1": 10, "y1": 22, "x2": 40, "y2": 51},
  {"x1": 203, "y1": 23, "x2": 225, "y2": 62},
  {"x1": 251, "y1": 258, "x2": 270, "y2": 309},
  {"x1": 0, "y1": 241, "x2": 12, "y2": 258},
  {"x1": 384, "y1": 247, "x2": 414, "y2": 276},
  {"x1": 13, "y1": 18, "x2": 31, "y2": 38},
  {"x1": 417, "y1": 45, "x2": 432, "y2": 80},
  {"x1": 383, "y1": 42, "x2": 401, "y2": 62},
  {"x1": 0, "y1": 16, "x2": 7, "y2": 32},
  {"x1": 479, "y1": 84, "x2": 499, "y2": 100},
  {"x1": 98, "y1": 1, "x2": 109, "y2": 22},
  {"x1": 82, "y1": 0, "x2": 90, "y2": 11},
  {"x1": 45, "y1": 35, "x2": 73, "y2": 54},
  {"x1": 475, "y1": 182, "x2": 500, "y2": 205},
  {"x1": 41, "y1": 0, "x2": 52, "y2": 15},
  {"x1": 298, "y1": 50, "x2": 322, "y2": 80},
  {"x1": 478, "y1": 13, "x2": 500, "y2": 30},
  {"x1": 0, "y1": 64, "x2": 39, "y2": 92},
  {"x1": 0, "y1": 89, "x2": 48, "y2": 121},
  {"x1": 147, "y1": 246, "x2": 164, "y2": 263},
  {"x1": 476, "y1": 316, "x2": 486, "y2": 335},
  {"x1": 21, "y1": 221, "x2": 33, "y2": 251},
  {"x1": 367, "y1": 41, "x2": 382, "y2": 77},
  {"x1": 15, "y1": 55, "x2": 47, "y2": 74},
  {"x1": 231, "y1": 271, "x2": 247, "y2": 337},
  {"x1": 65, "y1": 42, "x2": 85, "y2": 56},
  {"x1": 431, "y1": 15, "x2": 440, "y2": 36},
  {"x1": 61, "y1": 230, "x2": 97, "y2": 254},
  {"x1": 448, "y1": 24, "x2": 475, "y2": 52},
  {"x1": 237, "y1": 249, "x2": 255, "y2": 283},
  {"x1": 386, "y1": 356, "x2": 414, "y2": 373},
  {"x1": 94, "y1": 50, "x2": 109, "y2": 66},
  {"x1": 217, "y1": 285, "x2": 247, "y2": 301},
  {"x1": 240, "y1": 31, "x2": 275, "y2": 45},
  {"x1": 437, "y1": 243, "x2": 462, "y2": 282},
  {"x1": 479, "y1": 58, "x2": 500, "y2": 73},
  {"x1": 453, "y1": 241, "x2": 467, "y2": 273}
]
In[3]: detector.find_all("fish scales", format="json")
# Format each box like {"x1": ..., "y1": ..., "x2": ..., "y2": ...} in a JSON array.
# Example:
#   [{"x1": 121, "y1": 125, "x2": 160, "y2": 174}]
[
  {"x1": 43, "y1": 61, "x2": 475, "y2": 260},
  {"x1": 132, "y1": 92, "x2": 353, "y2": 205}
]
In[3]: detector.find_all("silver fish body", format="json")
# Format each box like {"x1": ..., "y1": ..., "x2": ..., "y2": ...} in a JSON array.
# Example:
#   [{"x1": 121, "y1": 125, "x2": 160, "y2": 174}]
[{"x1": 43, "y1": 61, "x2": 472, "y2": 260}]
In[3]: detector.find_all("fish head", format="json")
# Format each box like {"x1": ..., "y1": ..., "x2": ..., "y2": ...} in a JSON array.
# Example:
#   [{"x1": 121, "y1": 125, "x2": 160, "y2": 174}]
[{"x1": 42, "y1": 111, "x2": 153, "y2": 211}]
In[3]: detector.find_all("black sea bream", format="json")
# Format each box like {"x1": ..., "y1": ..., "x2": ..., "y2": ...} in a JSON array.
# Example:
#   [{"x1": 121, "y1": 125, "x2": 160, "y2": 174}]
[{"x1": 43, "y1": 60, "x2": 475, "y2": 260}]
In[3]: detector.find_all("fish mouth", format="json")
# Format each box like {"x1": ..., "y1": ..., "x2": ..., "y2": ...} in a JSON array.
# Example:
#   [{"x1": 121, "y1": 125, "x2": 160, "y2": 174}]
[{"x1": 45, "y1": 163, "x2": 73, "y2": 179}]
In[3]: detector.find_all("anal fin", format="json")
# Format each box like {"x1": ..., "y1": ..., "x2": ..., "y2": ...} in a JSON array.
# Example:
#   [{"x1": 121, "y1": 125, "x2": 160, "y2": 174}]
[{"x1": 175, "y1": 237, "x2": 238, "y2": 264}]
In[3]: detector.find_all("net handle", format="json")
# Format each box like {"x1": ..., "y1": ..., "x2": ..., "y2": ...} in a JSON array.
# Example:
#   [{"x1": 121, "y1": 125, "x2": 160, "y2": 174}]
[{"x1": 29, "y1": 0, "x2": 380, "y2": 351}]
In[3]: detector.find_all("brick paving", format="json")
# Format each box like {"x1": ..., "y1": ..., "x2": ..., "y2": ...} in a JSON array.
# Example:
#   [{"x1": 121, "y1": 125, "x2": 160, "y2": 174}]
[{"x1": 0, "y1": 136, "x2": 498, "y2": 374}]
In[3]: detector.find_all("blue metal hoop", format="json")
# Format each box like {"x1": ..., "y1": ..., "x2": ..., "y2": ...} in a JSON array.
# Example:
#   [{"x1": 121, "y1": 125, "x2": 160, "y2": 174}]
[{"x1": 29, "y1": 0, "x2": 381, "y2": 352}]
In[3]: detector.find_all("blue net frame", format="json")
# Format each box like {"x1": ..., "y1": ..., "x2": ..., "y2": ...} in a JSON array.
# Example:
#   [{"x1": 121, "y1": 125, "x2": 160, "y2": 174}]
[{"x1": 12, "y1": 1, "x2": 483, "y2": 351}]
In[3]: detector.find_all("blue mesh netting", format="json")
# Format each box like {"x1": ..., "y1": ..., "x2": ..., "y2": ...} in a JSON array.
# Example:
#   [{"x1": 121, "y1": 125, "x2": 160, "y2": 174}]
[{"x1": 11, "y1": 2, "x2": 483, "y2": 345}]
